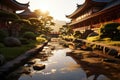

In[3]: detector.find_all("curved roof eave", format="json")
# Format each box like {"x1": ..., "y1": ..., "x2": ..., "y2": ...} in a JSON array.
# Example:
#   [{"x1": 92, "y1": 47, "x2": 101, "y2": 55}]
[
  {"x1": 67, "y1": 0, "x2": 110, "y2": 19},
  {"x1": 67, "y1": 0, "x2": 91, "y2": 19},
  {"x1": 1, "y1": 0, "x2": 29, "y2": 10},
  {"x1": 69, "y1": 1, "x2": 120, "y2": 27},
  {"x1": 11, "y1": 0, "x2": 29, "y2": 10}
]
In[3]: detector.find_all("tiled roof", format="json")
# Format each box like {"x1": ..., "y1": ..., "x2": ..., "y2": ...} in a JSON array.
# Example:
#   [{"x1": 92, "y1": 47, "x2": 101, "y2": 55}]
[
  {"x1": 92, "y1": 0, "x2": 112, "y2": 2},
  {"x1": 1, "y1": 0, "x2": 29, "y2": 10},
  {"x1": 102, "y1": 0, "x2": 120, "y2": 10}
]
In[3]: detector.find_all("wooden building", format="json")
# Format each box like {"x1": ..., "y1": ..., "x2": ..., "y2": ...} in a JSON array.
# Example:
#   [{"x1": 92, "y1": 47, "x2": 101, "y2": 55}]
[
  {"x1": 0, "y1": 0, "x2": 29, "y2": 28},
  {"x1": 0, "y1": 0, "x2": 29, "y2": 13},
  {"x1": 18, "y1": 8, "x2": 37, "y2": 19},
  {"x1": 66, "y1": 0, "x2": 120, "y2": 32}
]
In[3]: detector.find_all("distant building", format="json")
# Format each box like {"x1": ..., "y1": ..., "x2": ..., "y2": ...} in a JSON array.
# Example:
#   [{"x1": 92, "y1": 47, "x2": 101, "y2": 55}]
[
  {"x1": 66, "y1": 0, "x2": 120, "y2": 32},
  {"x1": 0, "y1": 0, "x2": 29, "y2": 28},
  {"x1": 18, "y1": 8, "x2": 38, "y2": 19},
  {"x1": 50, "y1": 32, "x2": 60, "y2": 38}
]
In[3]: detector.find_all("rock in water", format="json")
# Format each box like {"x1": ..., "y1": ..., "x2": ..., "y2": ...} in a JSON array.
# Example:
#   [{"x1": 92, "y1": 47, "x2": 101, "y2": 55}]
[
  {"x1": 33, "y1": 64, "x2": 45, "y2": 70},
  {"x1": 97, "y1": 74, "x2": 110, "y2": 80},
  {"x1": 88, "y1": 75, "x2": 95, "y2": 80}
]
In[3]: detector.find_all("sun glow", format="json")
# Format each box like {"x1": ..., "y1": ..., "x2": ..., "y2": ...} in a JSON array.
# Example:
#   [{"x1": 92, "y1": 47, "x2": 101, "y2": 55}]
[
  {"x1": 29, "y1": 0, "x2": 50, "y2": 13},
  {"x1": 16, "y1": 0, "x2": 85, "y2": 21},
  {"x1": 38, "y1": 3, "x2": 49, "y2": 12}
]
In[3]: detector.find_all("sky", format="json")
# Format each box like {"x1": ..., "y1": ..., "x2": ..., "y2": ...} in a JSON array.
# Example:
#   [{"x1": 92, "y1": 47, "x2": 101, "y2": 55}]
[{"x1": 17, "y1": 0, "x2": 85, "y2": 22}]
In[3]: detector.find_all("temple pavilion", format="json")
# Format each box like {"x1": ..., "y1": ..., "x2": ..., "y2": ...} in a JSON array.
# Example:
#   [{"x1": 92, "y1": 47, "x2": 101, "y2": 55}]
[
  {"x1": 0, "y1": 0, "x2": 29, "y2": 28},
  {"x1": 66, "y1": 0, "x2": 120, "y2": 32}
]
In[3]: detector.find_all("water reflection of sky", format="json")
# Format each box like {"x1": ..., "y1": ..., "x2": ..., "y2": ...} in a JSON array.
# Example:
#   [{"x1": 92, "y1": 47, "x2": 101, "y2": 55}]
[{"x1": 19, "y1": 43, "x2": 88, "y2": 80}]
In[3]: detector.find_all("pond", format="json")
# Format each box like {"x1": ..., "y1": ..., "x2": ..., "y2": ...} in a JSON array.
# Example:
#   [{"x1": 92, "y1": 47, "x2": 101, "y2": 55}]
[
  {"x1": 19, "y1": 41, "x2": 88, "y2": 80},
  {"x1": 7, "y1": 39, "x2": 110, "y2": 80}
]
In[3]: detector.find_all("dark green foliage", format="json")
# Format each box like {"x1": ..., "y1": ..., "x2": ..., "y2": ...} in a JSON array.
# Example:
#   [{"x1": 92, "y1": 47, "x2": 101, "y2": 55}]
[
  {"x1": 74, "y1": 31, "x2": 82, "y2": 39},
  {"x1": 23, "y1": 32, "x2": 36, "y2": 40},
  {"x1": 19, "y1": 38, "x2": 30, "y2": 44},
  {"x1": 0, "y1": 30, "x2": 8, "y2": 42},
  {"x1": 81, "y1": 30, "x2": 94, "y2": 39},
  {"x1": 0, "y1": 43, "x2": 5, "y2": 48},
  {"x1": 0, "y1": 10, "x2": 20, "y2": 19},
  {"x1": 100, "y1": 22, "x2": 120, "y2": 41}
]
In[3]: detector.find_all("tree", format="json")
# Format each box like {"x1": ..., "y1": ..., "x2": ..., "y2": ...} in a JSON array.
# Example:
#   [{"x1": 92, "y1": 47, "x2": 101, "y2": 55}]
[
  {"x1": 60, "y1": 25, "x2": 73, "y2": 36},
  {"x1": 33, "y1": 9, "x2": 54, "y2": 35}
]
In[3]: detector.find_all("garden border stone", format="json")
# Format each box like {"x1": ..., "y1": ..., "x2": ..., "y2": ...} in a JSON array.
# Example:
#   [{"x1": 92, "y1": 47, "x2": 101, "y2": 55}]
[{"x1": 0, "y1": 41, "x2": 48, "y2": 79}]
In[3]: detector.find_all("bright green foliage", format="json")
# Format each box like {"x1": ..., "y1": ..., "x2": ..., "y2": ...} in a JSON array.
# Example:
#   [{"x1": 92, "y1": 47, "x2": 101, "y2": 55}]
[
  {"x1": 87, "y1": 36, "x2": 100, "y2": 42},
  {"x1": 100, "y1": 22, "x2": 120, "y2": 41},
  {"x1": 36, "y1": 35, "x2": 47, "y2": 43}
]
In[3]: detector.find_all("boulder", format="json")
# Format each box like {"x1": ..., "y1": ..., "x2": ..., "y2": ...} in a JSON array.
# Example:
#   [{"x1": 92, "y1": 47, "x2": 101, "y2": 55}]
[
  {"x1": 21, "y1": 68, "x2": 31, "y2": 74},
  {"x1": 25, "y1": 61, "x2": 36, "y2": 67},
  {"x1": 97, "y1": 74, "x2": 110, "y2": 80},
  {"x1": 4, "y1": 37, "x2": 21, "y2": 47},
  {"x1": 33, "y1": 64, "x2": 45, "y2": 70}
]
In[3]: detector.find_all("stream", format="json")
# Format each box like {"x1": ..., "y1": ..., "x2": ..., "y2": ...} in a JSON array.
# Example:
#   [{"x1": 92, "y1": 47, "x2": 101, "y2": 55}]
[{"x1": 7, "y1": 38, "x2": 110, "y2": 80}]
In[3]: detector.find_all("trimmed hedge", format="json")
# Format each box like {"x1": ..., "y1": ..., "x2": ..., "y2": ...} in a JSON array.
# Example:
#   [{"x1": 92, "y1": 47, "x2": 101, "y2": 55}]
[{"x1": 23, "y1": 32, "x2": 36, "y2": 40}]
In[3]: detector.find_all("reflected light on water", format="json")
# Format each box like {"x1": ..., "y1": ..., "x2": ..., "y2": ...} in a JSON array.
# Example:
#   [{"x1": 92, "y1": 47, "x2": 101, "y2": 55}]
[{"x1": 18, "y1": 42, "x2": 110, "y2": 80}]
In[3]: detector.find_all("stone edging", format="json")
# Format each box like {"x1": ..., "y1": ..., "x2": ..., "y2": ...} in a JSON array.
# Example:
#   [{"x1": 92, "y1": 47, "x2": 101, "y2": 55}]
[{"x1": 0, "y1": 41, "x2": 48, "y2": 79}]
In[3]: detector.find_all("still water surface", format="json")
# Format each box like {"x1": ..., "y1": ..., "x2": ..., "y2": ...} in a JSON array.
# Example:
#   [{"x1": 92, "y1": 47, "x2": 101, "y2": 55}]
[{"x1": 18, "y1": 42, "x2": 88, "y2": 80}]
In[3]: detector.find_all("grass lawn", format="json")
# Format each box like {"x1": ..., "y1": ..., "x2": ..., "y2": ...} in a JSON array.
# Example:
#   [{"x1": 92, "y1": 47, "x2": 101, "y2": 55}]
[{"x1": 0, "y1": 41, "x2": 37, "y2": 61}]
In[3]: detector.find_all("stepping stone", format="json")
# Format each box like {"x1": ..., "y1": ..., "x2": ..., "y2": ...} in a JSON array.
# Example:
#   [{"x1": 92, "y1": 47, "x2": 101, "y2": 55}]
[
  {"x1": 97, "y1": 74, "x2": 110, "y2": 80},
  {"x1": 33, "y1": 64, "x2": 45, "y2": 70},
  {"x1": 20, "y1": 68, "x2": 31, "y2": 74},
  {"x1": 26, "y1": 61, "x2": 36, "y2": 65}
]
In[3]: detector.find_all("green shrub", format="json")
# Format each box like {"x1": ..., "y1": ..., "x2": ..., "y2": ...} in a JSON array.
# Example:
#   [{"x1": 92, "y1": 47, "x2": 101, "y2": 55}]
[
  {"x1": 36, "y1": 36, "x2": 46, "y2": 43},
  {"x1": 100, "y1": 22, "x2": 120, "y2": 41},
  {"x1": 23, "y1": 32, "x2": 36, "y2": 40},
  {"x1": 0, "y1": 30, "x2": 8, "y2": 42},
  {"x1": 19, "y1": 38, "x2": 30, "y2": 44},
  {"x1": 0, "y1": 43, "x2": 5, "y2": 48},
  {"x1": 73, "y1": 31, "x2": 82, "y2": 39}
]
